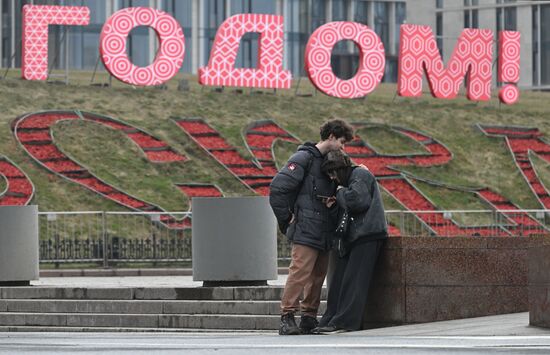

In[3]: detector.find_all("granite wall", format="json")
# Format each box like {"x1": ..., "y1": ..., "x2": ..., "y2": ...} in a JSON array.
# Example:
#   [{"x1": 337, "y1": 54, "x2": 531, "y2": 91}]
[
  {"x1": 529, "y1": 242, "x2": 550, "y2": 328},
  {"x1": 362, "y1": 236, "x2": 549, "y2": 329}
]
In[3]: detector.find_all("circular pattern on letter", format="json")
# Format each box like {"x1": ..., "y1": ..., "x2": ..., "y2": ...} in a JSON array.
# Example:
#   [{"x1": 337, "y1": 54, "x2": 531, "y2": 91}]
[
  {"x1": 305, "y1": 22, "x2": 385, "y2": 99},
  {"x1": 100, "y1": 7, "x2": 185, "y2": 86}
]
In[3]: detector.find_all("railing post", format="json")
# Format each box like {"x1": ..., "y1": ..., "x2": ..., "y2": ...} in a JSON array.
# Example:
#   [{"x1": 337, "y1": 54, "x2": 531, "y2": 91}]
[
  {"x1": 152, "y1": 231, "x2": 157, "y2": 266},
  {"x1": 54, "y1": 233, "x2": 59, "y2": 269},
  {"x1": 102, "y1": 211, "x2": 108, "y2": 269}
]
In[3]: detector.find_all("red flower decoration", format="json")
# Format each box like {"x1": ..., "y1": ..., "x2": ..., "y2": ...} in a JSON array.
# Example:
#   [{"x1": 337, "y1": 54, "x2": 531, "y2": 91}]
[
  {"x1": 145, "y1": 150, "x2": 186, "y2": 162},
  {"x1": 127, "y1": 132, "x2": 167, "y2": 149},
  {"x1": 177, "y1": 121, "x2": 218, "y2": 135},
  {"x1": 44, "y1": 160, "x2": 83, "y2": 172},
  {"x1": 0, "y1": 162, "x2": 25, "y2": 178},
  {"x1": 195, "y1": 136, "x2": 231, "y2": 149},
  {"x1": 74, "y1": 177, "x2": 114, "y2": 194},
  {"x1": 17, "y1": 130, "x2": 52, "y2": 143},
  {"x1": 25, "y1": 144, "x2": 65, "y2": 160}
]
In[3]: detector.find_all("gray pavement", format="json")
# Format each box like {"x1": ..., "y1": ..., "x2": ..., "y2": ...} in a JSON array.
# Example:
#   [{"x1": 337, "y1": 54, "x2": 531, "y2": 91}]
[
  {"x1": 0, "y1": 276, "x2": 548, "y2": 354},
  {"x1": 0, "y1": 315, "x2": 549, "y2": 355}
]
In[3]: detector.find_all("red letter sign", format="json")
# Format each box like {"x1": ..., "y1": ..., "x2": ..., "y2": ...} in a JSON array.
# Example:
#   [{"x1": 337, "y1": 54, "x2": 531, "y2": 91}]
[
  {"x1": 22, "y1": 5, "x2": 90, "y2": 81},
  {"x1": 100, "y1": 7, "x2": 185, "y2": 86},
  {"x1": 198, "y1": 14, "x2": 291, "y2": 89},
  {"x1": 498, "y1": 31, "x2": 521, "y2": 104},
  {"x1": 398, "y1": 25, "x2": 493, "y2": 101},
  {"x1": 305, "y1": 22, "x2": 385, "y2": 98}
]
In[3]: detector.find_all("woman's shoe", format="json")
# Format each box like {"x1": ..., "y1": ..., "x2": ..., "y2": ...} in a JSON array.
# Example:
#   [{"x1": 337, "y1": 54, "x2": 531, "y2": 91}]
[{"x1": 312, "y1": 325, "x2": 348, "y2": 334}]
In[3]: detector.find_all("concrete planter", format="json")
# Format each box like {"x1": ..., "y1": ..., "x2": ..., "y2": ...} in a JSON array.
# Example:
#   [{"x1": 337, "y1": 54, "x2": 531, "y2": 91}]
[
  {"x1": 0, "y1": 205, "x2": 39, "y2": 285},
  {"x1": 192, "y1": 197, "x2": 277, "y2": 286}
]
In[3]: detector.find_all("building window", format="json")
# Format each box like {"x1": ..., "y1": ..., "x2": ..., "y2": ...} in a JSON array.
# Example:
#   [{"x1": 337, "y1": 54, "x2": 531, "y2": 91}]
[
  {"x1": 162, "y1": 0, "x2": 193, "y2": 73},
  {"x1": 395, "y1": 2, "x2": 406, "y2": 53},
  {"x1": 497, "y1": 0, "x2": 517, "y2": 32},
  {"x1": 464, "y1": 0, "x2": 479, "y2": 28},
  {"x1": 311, "y1": 0, "x2": 326, "y2": 31},
  {"x1": 374, "y1": 1, "x2": 389, "y2": 49},
  {"x1": 354, "y1": 0, "x2": 368, "y2": 24},
  {"x1": 332, "y1": 0, "x2": 347, "y2": 21},
  {"x1": 287, "y1": 0, "x2": 308, "y2": 76},
  {"x1": 541, "y1": 5, "x2": 550, "y2": 85},
  {"x1": 203, "y1": 0, "x2": 227, "y2": 67},
  {"x1": 436, "y1": 11, "x2": 443, "y2": 56}
]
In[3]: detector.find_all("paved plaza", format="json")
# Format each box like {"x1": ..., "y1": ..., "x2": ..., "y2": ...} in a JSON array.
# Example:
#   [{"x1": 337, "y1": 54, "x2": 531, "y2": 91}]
[
  {"x1": 0, "y1": 313, "x2": 549, "y2": 354},
  {"x1": 0, "y1": 275, "x2": 548, "y2": 354}
]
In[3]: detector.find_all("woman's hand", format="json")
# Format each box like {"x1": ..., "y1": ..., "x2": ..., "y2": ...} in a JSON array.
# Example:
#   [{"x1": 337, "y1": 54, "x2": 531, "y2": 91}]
[{"x1": 325, "y1": 196, "x2": 337, "y2": 208}]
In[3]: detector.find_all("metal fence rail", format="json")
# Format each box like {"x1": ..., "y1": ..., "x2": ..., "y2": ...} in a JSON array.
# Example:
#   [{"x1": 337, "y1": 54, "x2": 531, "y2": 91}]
[{"x1": 38, "y1": 210, "x2": 550, "y2": 266}]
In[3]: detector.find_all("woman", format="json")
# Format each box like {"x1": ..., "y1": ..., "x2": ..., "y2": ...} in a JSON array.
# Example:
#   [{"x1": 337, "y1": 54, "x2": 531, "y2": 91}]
[{"x1": 314, "y1": 150, "x2": 387, "y2": 333}]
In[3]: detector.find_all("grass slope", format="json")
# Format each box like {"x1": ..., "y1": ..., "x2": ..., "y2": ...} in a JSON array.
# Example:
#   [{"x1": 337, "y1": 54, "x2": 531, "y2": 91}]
[{"x1": 1, "y1": 69, "x2": 549, "y2": 213}]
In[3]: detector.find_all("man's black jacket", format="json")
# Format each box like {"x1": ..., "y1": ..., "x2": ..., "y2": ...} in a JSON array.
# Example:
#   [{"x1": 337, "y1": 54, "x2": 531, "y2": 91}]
[{"x1": 269, "y1": 143, "x2": 337, "y2": 251}]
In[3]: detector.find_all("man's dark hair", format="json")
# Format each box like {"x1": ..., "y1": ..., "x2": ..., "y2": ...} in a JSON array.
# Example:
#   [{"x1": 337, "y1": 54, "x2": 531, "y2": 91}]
[{"x1": 319, "y1": 119, "x2": 354, "y2": 142}]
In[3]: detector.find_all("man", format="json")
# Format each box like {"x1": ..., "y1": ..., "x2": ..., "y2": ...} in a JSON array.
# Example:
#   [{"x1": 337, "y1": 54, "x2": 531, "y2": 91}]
[{"x1": 269, "y1": 119, "x2": 354, "y2": 335}]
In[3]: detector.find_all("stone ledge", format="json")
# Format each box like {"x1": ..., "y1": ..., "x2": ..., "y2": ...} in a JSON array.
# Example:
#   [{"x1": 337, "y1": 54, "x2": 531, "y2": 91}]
[
  {"x1": 529, "y1": 244, "x2": 550, "y2": 328},
  {"x1": 362, "y1": 236, "x2": 550, "y2": 329}
]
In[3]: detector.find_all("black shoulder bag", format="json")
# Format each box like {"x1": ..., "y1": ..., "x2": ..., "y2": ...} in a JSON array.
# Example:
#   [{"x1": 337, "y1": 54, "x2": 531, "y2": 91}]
[{"x1": 335, "y1": 209, "x2": 350, "y2": 258}]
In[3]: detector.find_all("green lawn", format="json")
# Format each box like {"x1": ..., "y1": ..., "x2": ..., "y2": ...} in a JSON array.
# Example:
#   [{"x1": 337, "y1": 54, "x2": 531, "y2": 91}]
[{"x1": 1, "y1": 69, "x2": 550, "y2": 214}]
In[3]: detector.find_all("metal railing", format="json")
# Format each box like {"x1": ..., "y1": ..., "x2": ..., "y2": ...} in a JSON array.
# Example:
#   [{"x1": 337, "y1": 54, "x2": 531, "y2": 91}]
[{"x1": 38, "y1": 210, "x2": 550, "y2": 266}]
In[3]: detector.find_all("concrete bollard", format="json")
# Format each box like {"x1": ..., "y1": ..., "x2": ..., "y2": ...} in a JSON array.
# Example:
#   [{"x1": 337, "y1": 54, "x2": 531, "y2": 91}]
[
  {"x1": 192, "y1": 197, "x2": 278, "y2": 287},
  {"x1": 0, "y1": 205, "x2": 39, "y2": 286}
]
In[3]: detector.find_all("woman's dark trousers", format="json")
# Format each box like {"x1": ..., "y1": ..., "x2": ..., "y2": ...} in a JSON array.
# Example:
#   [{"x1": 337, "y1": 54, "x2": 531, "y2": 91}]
[{"x1": 320, "y1": 239, "x2": 384, "y2": 330}]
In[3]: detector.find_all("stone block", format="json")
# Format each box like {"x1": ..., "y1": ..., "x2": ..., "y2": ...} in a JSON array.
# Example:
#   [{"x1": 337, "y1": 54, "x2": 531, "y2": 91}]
[
  {"x1": 83, "y1": 288, "x2": 134, "y2": 300},
  {"x1": 405, "y1": 248, "x2": 527, "y2": 286},
  {"x1": 135, "y1": 287, "x2": 234, "y2": 300},
  {"x1": 401, "y1": 236, "x2": 488, "y2": 250},
  {"x1": 486, "y1": 237, "x2": 532, "y2": 249},
  {"x1": 529, "y1": 245, "x2": 550, "y2": 285},
  {"x1": 372, "y1": 248, "x2": 403, "y2": 286},
  {"x1": 162, "y1": 300, "x2": 270, "y2": 315},
  {"x1": 405, "y1": 286, "x2": 527, "y2": 323},
  {"x1": 24, "y1": 313, "x2": 67, "y2": 326},
  {"x1": 529, "y1": 285, "x2": 550, "y2": 328},
  {"x1": 254, "y1": 315, "x2": 280, "y2": 330},
  {"x1": 0, "y1": 300, "x2": 6, "y2": 312},
  {"x1": 233, "y1": 287, "x2": 284, "y2": 301},
  {"x1": 1, "y1": 287, "x2": 57, "y2": 299},
  {"x1": 66, "y1": 314, "x2": 158, "y2": 328},
  {"x1": 363, "y1": 286, "x2": 405, "y2": 325},
  {"x1": 529, "y1": 244, "x2": 550, "y2": 328}
]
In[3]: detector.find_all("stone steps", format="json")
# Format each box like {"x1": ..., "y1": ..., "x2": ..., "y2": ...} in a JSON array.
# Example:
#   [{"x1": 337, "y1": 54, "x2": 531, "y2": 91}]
[
  {"x1": 0, "y1": 312, "x2": 281, "y2": 330},
  {"x1": 0, "y1": 286, "x2": 318, "y2": 300},
  {"x1": 0, "y1": 286, "x2": 327, "y2": 332},
  {"x1": 0, "y1": 326, "x2": 272, "y2": 333},
  {"x1": 0, "y1": 299, "x2": 288, "y2": 315}
]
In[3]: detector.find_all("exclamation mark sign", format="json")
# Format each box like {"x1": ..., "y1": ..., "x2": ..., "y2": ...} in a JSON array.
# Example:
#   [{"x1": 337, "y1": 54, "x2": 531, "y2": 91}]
[{"x1": 498, "y1": 31, "x2": 521, "y2": 104}]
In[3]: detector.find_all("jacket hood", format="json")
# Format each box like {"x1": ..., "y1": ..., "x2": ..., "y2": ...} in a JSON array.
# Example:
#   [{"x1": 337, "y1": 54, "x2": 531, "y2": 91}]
[{"x1": 298, "y1": 142, "x2": 322, "y2": 157}]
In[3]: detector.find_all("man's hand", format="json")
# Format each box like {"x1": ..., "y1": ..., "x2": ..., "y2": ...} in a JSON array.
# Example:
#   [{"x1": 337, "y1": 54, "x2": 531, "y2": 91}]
[{"x1": 289, "y1": 213, "x2": 296, "y2": 224}]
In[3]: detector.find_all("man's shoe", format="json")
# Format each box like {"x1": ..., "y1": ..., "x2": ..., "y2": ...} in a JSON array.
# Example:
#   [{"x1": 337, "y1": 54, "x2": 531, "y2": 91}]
[
  {"x1": 299, "y1": 315, "x2": 319, "y2": 334},
  {"x1": 279, "y1": 313, "x2": 301, "y2": 335},
  {"x1": 312, "y1": 325, "x2": 348, "y2": 334}
]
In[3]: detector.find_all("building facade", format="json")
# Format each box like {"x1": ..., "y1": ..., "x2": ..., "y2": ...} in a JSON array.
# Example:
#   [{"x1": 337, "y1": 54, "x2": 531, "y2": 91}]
[{"x1": 0, "y1": 0, "x2": 548, "y2": 88}]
